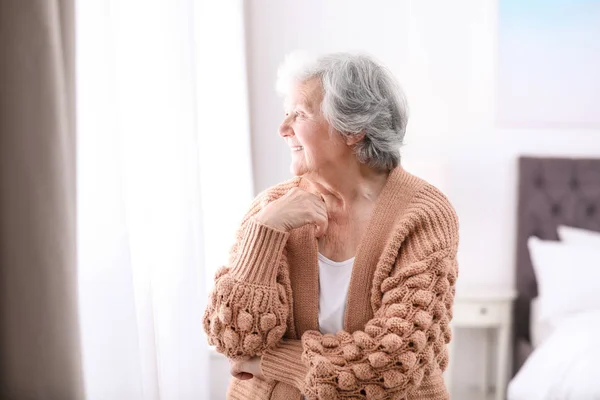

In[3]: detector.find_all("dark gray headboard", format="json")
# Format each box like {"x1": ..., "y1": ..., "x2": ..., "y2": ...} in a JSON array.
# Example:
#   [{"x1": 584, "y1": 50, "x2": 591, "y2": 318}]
[{"x1": 514, "y1": 157, "x2": 600, "y2": 374}]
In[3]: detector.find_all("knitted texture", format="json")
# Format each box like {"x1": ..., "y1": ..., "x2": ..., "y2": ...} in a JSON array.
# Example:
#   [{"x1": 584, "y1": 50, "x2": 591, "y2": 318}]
[
  {"x1": 203, "y1": 167, "x2": 459, "y2": 399},
  {"x1": 203, "y1": 180, "x2": 299, "y2": 359},
  {"x1": 300, "y1": 247, "x2": 457, "y2": 399}
]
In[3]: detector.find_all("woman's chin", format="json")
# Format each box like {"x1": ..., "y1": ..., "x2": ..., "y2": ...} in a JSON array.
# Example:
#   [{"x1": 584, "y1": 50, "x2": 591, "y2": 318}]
[
  {"x1": 289, "y1": 166, "x2": 304, "y2": 177},
  {"x1": 289, "y1": 162, "x2": 308, "y2": 177}
]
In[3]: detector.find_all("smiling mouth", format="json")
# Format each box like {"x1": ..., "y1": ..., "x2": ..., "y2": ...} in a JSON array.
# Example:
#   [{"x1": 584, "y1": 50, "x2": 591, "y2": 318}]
[{"x1": 291, "y1": 146, "x2": 304, "y2": 152}]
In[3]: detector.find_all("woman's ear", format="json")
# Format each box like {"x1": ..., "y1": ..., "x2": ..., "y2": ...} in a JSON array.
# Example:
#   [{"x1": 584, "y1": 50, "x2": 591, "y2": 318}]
[{"x1": 345, "y1": 132, "x2": 365, "y2": 146}]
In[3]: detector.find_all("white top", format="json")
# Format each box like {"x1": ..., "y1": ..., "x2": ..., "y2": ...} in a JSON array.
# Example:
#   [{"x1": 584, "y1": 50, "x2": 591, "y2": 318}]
[{"x1": 318, "y1": 252, "x2": 355, "y2": 335}]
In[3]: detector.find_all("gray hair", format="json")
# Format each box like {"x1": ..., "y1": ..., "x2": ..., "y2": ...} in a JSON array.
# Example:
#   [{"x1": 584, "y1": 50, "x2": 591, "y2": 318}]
[{"x1": 276, "y1": 51, "x2": 408, "y2": 171}]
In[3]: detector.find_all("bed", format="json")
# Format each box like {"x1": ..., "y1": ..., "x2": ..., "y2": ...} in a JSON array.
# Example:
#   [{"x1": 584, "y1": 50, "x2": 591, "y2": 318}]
[{"x1": 508, "y1": 157, "x2": 600, "y2": 399}]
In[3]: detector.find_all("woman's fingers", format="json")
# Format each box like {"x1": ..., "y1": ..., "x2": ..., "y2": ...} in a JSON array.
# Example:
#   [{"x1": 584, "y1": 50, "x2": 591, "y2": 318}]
[
  {"x1": 313, "y1": 211, "x2": 328, "y2": 238},
  {"x1": 234, "y1": 372, "x2": 253, "y2": 380},
  {"x1": 301, "y1": 191, "x2": 327, "y2": 238},
  {"x1": 312, "y1": 194, "x2": 328, "y2": 237},
  {"x1": 256, "y1": 187, "x2": 330, "y2": 235},
  {"x1": 230, "y1": 358, "x2": 254, "y2": 380}
]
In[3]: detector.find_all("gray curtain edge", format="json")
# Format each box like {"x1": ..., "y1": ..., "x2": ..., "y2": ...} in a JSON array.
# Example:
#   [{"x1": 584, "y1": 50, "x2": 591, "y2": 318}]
[{"x1": 0, "y1": 0, "x2": 84, "y2": 398}]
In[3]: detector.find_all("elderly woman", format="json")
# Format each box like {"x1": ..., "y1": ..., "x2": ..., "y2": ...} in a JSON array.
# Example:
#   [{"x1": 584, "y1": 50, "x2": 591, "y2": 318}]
[{"x1": 203, "y1": 52, "x2": 459, "y2": 400}]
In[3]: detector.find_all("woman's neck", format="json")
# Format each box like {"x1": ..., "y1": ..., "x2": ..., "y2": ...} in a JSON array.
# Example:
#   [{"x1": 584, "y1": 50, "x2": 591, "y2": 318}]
[{"x1": 304, "y1": 162, "x2": 389, "y2": 217}]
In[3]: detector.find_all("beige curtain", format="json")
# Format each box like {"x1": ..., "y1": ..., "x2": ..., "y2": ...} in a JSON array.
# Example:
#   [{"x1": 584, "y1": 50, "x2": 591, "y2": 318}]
[{"x1": 0, "y1": 1, "x2": 84, "y2": 399}]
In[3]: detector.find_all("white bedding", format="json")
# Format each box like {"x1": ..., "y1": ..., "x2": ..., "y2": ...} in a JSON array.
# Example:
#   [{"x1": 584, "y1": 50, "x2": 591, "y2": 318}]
[
  {"x1": 530, "y1": 297, "x2": 555, "y2": 349},
  {"x1": 508, "y1": 309, "x2": 600, "y2": 400}
]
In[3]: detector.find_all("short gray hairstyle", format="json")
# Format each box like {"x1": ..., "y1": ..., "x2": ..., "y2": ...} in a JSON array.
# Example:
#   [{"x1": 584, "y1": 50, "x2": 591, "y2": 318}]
[{"x1": 276, "y1": 51, "x2": 408, "y2": 171}]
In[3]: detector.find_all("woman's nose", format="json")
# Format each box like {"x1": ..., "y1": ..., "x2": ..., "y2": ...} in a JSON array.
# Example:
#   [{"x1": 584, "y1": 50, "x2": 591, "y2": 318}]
[{"x1": 278, "y1": 116, "x2": 293, "y2": 137}]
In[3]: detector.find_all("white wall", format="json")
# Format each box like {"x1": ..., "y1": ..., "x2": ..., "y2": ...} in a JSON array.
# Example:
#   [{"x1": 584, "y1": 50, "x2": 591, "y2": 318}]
[
  {"x1": 246, "y1": 0, "x2": 504, "y2": 290},
  {"x1": 242, "y1": 0, "x2": 600, "y2": 391},
  {"x1": 245, "y1": 0, "x2": 600, "y2": 288}
]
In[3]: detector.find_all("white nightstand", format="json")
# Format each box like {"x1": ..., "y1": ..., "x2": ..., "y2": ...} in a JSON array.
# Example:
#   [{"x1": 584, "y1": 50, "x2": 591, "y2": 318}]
[{"x1": 445, "y1": 288, "x2": 516, "y2": 400}]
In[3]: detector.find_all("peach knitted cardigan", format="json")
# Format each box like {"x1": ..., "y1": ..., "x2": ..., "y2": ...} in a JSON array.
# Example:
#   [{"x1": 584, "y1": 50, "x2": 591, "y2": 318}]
[{"x1": 203, "y1": 167, "x2": 459, "y2": 400}]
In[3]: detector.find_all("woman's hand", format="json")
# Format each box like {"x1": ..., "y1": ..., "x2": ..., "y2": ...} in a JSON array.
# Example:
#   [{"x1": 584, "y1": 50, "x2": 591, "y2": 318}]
[
  {"x1": 255, "y1": 188, "x2": 328, "y2": 237},
  {"x1": 229, "y1": 356, "x2": 265, "y2": 381}
]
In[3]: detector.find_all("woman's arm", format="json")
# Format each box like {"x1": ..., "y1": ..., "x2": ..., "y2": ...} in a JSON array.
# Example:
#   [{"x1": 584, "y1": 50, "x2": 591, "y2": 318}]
[
  {"x1": 202, "y1": 191, "x2": 292, "y2": 360},
  {"x1": 260, "y1": 196, "x2": 459, "y2": 399},
  {"x1": 203, "y1": 183, "x2": 327, "y2": 360},
  {"x1": 302, "y1": 246, "x2": 457, "y2": 399}
]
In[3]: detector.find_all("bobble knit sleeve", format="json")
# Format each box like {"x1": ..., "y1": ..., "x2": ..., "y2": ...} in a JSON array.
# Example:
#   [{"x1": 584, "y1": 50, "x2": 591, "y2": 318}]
[
  {"x1": 262, "y1": 189, "x2": 459, "y2": 399},
  {"x1": 202, "y1": 187, "x2": 294, "y2": 360}
]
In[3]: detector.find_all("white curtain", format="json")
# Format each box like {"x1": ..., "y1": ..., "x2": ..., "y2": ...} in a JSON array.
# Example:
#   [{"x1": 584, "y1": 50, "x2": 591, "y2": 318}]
[{"x1": 76, "y1": 0, "x2": 253, "y2": 399}]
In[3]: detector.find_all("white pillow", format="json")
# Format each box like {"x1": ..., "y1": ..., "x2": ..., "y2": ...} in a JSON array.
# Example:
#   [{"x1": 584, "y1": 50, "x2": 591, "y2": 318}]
[
  {"x1": 527, "y1": 236, "x2": 600, "y2": 323},
  {"x1": 558, "y1": 225, "x2": 600, "y2": 246},
  {"x1": 530, "y1": 297, "x2": 555, "y2": 348}
]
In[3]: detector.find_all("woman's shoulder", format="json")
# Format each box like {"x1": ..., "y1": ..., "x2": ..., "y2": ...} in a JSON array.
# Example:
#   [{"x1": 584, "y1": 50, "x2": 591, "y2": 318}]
[
  {"x1": 231, "y1": 177, "x2": 302, "y2": 249},
  {"x1": 242, "y1": 176, "x2": 302, "y2": 218},
  {"x1": 389, "y1": 169, "x2": 459, "y2": 250},
  {"x1": 410, "y1": 180, "x2": 458, "y2": 227},
  {"x1": 254, "y1": 176, "x2": 302, "y2": 206},
  {"x1": 388, "y1": 168, "x2": 458, "y2": 225}
]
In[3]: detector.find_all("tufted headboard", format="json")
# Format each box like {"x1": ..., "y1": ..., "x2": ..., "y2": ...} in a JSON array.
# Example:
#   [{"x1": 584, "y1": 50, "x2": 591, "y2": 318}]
[{"x1": 514, "y1": 156, "x2": 600, "y2": 374}]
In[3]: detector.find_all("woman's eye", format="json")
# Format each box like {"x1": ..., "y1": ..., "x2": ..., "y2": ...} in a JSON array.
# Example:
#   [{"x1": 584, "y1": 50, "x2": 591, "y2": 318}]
[{"x1": 284, "y1": 110, "x2": 304, "y2": 120}]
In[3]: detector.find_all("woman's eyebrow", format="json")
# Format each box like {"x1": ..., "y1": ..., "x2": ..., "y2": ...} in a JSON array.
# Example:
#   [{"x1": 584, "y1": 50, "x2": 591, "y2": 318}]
[{"x1": 296, "y1": 96, "x2": 314, "y2": 112}]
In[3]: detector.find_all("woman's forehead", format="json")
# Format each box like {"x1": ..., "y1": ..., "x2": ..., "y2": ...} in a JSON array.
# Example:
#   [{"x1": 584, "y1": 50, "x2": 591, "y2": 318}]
[{"x1": 285, "y1": 79, "x2": 323, "y2": 110}]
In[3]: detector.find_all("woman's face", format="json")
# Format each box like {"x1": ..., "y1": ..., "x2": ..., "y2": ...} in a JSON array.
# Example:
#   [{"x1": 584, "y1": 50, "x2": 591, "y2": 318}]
[{"x1": 279, "y1": 79, "x2": 350, "y2": 177}]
